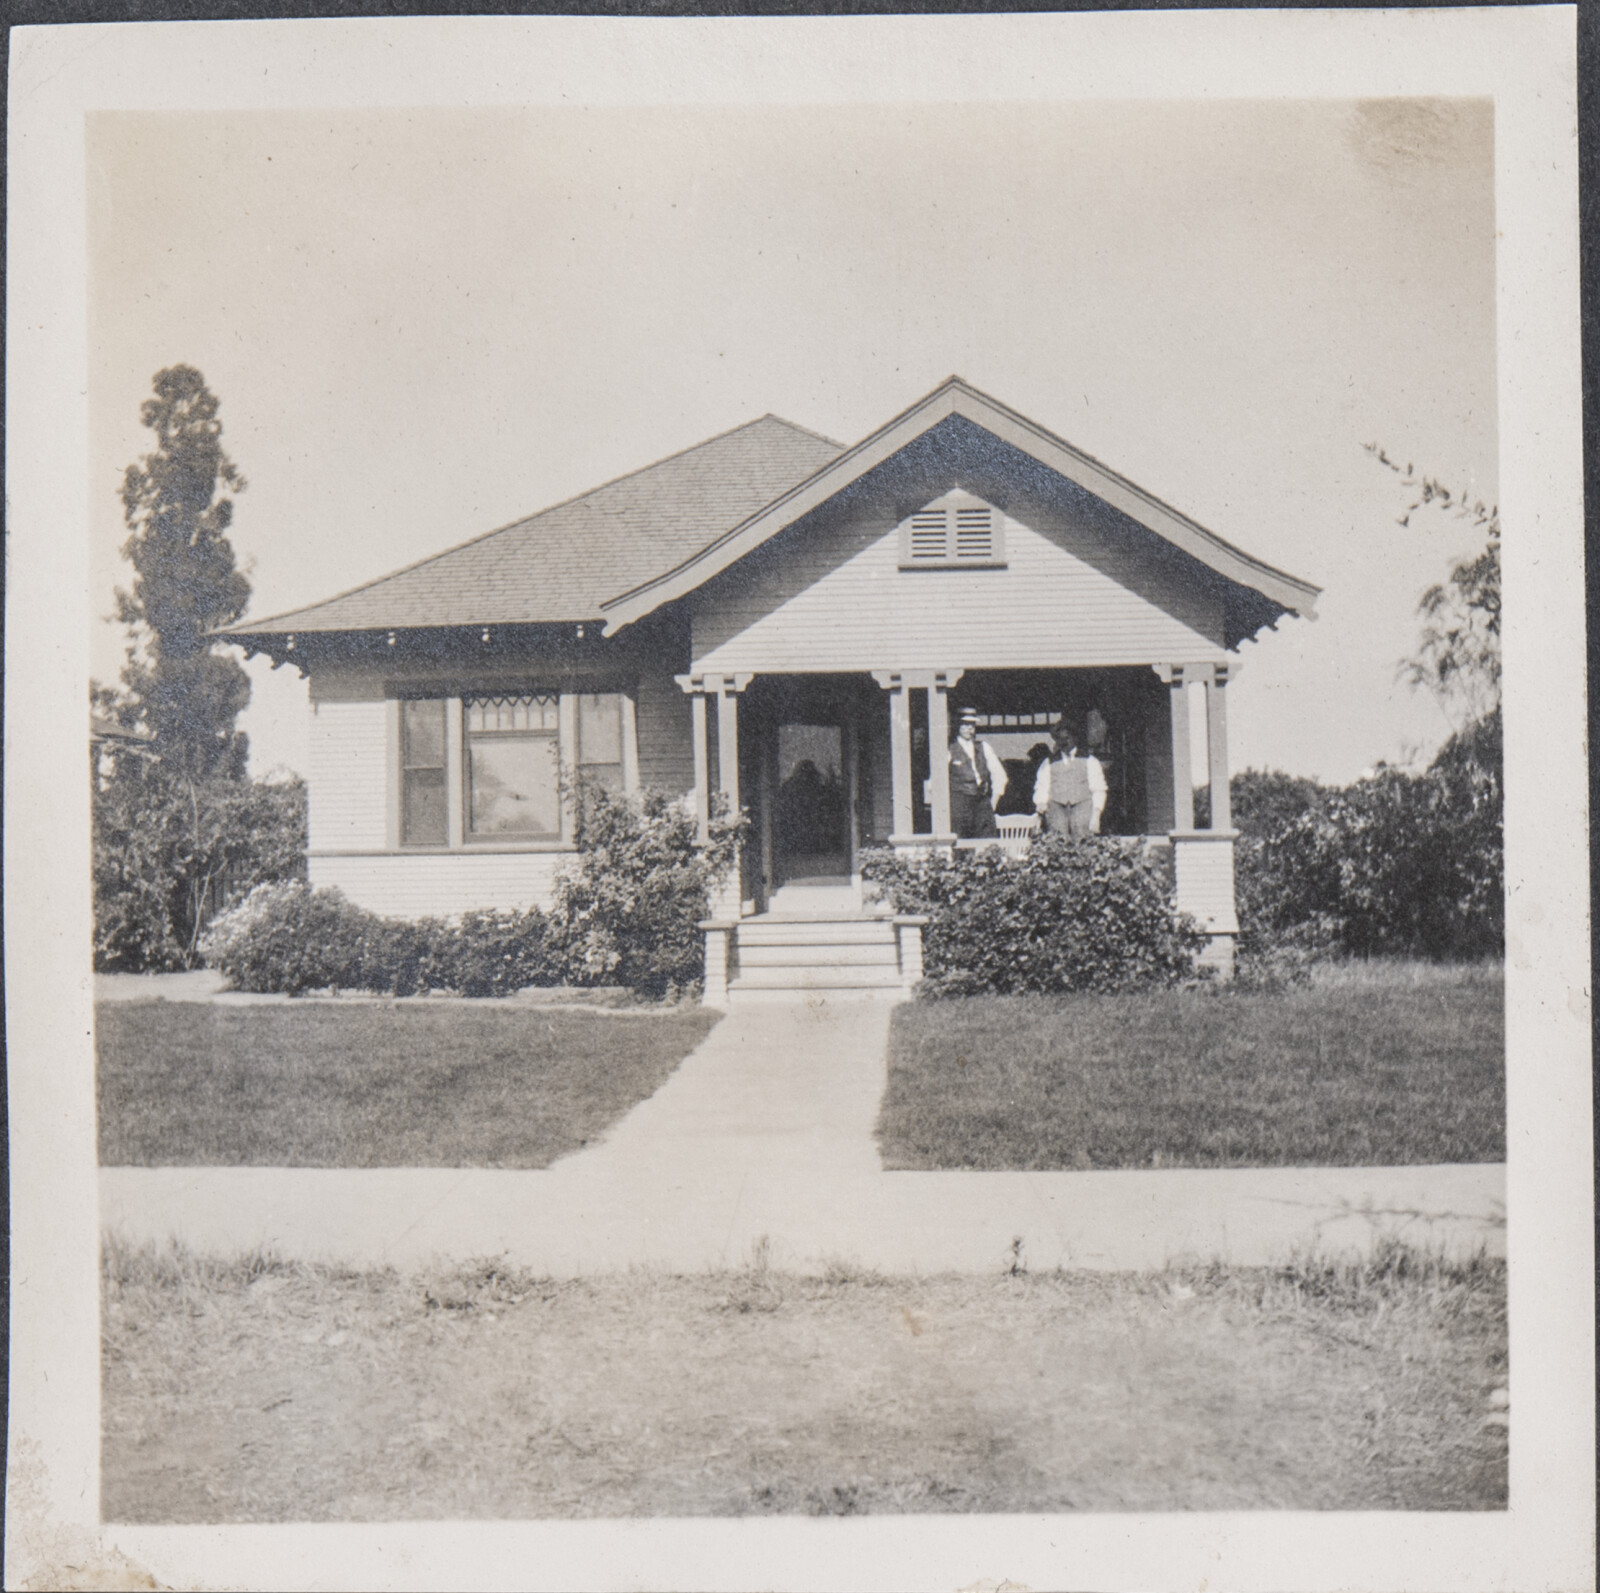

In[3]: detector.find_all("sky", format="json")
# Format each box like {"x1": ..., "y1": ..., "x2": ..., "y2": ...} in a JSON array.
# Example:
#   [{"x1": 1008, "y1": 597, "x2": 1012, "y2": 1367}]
[{"x1": 87, "y1": 97, "x2": 1497, "y2": 786}]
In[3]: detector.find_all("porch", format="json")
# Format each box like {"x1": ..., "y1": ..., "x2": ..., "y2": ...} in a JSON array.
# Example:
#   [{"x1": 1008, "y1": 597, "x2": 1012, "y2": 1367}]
[{"x1": 679, "y1": 664, "x2": 1242, "y2": 1000}]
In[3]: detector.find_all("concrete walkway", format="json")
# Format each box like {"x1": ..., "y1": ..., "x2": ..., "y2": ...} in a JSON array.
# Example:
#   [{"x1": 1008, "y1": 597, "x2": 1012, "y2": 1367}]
[{"x1": 100, "y1": 992, "x2": 1505, "y2": 1274}]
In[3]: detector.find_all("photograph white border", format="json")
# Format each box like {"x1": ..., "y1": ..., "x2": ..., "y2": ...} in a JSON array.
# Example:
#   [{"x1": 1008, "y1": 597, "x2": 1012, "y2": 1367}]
[{"x1": 6, "y1": 10, "x2": 1590, "y2": 1590}]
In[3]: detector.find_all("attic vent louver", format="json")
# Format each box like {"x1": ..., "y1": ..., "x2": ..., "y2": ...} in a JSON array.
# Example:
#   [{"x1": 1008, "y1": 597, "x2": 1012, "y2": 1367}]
[
  {"x1": 954, "y1": 507, "x2": 993, "y2": 558},
  {"x1": 898, "y1": 495, "x2": 1006, "y2": 568}
]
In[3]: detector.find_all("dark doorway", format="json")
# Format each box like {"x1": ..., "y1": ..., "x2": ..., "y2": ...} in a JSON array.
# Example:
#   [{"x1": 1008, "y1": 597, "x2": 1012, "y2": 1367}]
[{"x1": 773, "y1": 721, "x2": 849, "y2": 884}]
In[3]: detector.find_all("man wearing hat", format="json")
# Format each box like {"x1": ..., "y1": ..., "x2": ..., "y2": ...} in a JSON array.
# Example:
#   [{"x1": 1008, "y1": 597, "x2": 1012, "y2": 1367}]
[
  {"x1": 1033, "y1": 719, "x2": 1107, "y2": 838},
  {"x1": 948, "y1": 707, "x2": 1008, "y2": 838}
]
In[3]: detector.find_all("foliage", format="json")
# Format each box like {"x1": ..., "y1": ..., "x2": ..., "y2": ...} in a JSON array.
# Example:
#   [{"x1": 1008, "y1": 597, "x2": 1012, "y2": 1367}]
[
  {"x1": 110, "y1": 365, "x2": 254, "y2": 781},
  {"x1": 1232, "y1": 712, "x2": 1502, "y2": 962},
  {"x1": 200, "y1": 883, "x2": 551, "y2": 998},
  {"x1": 548, "y1": 786, "x2": 746, "y2": 997},
  {"x1": 91, "y1": 367, "x2": 291, "y2": 972},
  {"x1": 1367, "y1": 445, "x2": 1501, "y2": 728},
  {"x1": 93, "y1": 764, "x2": 307, "y2": 972},
  {"x1": 200, "y1": 787, "x2": 743, "y2": 998},
  {"x1": 860, "y1": 836, "x2": 1205, "y2": 997}
]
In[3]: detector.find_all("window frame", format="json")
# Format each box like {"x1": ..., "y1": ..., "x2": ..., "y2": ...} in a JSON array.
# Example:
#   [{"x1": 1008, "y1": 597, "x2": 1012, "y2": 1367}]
[
  {"x1": 462, "y1": 692, "x2": 564, "y2": 844},
  {"x1": 392, "y1": 686, "x2": 633, "y2": 853}
]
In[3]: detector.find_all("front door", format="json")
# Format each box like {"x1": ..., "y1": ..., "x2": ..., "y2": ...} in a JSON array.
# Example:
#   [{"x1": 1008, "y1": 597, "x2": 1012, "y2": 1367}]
[{"x1": 772, "y1": 720, "x2": 851, "y2": 887}]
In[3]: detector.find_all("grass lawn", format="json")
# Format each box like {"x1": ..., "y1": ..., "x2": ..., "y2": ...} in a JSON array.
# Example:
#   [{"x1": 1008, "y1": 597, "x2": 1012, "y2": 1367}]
[
  {"x1": 97, "y1": 1001, "x2": 721, "y2": 1167},
  {"x1": 101, "y1": 1239, "x2": 1508, "y2": 1520},
  {"x1": 879, "y1": 962, "x2": 1504, "y2": 1170}
]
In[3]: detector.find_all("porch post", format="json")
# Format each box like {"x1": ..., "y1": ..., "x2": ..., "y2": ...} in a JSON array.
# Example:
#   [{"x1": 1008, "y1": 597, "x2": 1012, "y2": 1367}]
[
  {"x1": 678, "y1": 677, "x2": 711, "y2": 843},
  {"x1": 713, "y1": 676, "x2": 751, "y2": 815},
  {"x1": 1164, "y1": 664, "x2": 1194, "y2": 831},
  {"x1": 619, "y1": 691, "x2": 640, "y2": 796},
  {"x1": 1205, "y1": 662, "x2": 1233, "y2": 831},
  {"x1": 926, "y1": 669, "x2": 963, "y2": 841},
  {"x1": 872, "y1": 671, "x2": 915, "y2": 842}
]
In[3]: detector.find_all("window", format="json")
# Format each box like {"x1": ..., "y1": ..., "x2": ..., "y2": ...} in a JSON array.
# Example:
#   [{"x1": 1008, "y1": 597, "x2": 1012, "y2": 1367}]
[
  {"x1": 466, "y1": 694, "x2": 560, "y2": 839},
  {"x1": 400, "y1": 699, "x2": 448, "y2": 846},
  {"x1": 397, "y1": 690, "x2": 632, "y2": 847},
  {"x1": 898, "y1": 492, "x2": 1005, "y2": 567},
  {"x1": 576, "y1": 693, "x2": 625, "y2": 796}
]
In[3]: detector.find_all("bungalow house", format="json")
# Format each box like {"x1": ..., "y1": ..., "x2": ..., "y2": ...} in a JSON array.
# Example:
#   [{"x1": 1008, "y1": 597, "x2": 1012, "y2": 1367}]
[{"x1": 221, "y1": 378, "x2": 1319, "y2": 998}]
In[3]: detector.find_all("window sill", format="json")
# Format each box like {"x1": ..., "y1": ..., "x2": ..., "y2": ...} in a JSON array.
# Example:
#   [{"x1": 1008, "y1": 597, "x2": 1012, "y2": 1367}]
[{"x1": 898, "y1": 559, "x2": 1008, "y2": 571}]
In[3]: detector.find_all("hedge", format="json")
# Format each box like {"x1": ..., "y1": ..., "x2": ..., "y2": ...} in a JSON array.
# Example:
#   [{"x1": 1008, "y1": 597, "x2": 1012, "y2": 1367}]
[
  {"x1": 200, "y1": 786, "x2": 743, "y2": 999},
  {"x1": 860, "y1": 836, "x2": 1206, "y2": 996}
]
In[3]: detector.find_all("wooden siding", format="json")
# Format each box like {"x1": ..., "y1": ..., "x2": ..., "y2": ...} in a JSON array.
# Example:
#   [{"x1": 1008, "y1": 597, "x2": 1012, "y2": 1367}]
[
  {"x1": 636, "y1": 662, "x2": 694, "y2": 797},
  {"x1": 309, "y1": 852, "x2": 565, "y2": 918},
  {"x1": 1172, "y1": 834, "x2": 1239, "y2": 935},
  {"x1": 690, "y1": 496, "x2": 1227, "y2": 675},
  {"x1": 307, "y1": 701, "x2": 390, "y2": 853}
]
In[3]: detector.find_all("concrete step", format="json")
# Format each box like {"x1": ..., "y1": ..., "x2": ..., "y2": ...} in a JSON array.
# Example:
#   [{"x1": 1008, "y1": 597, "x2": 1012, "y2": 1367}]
[
  {"x1": 738, "y1": 920, "x2": 895, "y2": 947},
  {"x1": 738, "y1": 942, "x2": 900, "y2": 968},
  {"x1": 729, "y1": 966, "x2": 906, "y2": 991}
]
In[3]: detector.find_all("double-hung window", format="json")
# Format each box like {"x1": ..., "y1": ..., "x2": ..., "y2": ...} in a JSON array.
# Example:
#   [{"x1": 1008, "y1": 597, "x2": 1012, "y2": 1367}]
[
  {"x1": 398, "y1": 689, "x2": 631, "y2": 848},
  {"x1": 400, "y1": 700, "x2": 449, "y2": 846},
  {"x1": 465, "y1": 694, "x2": 562, "y2": 840}
]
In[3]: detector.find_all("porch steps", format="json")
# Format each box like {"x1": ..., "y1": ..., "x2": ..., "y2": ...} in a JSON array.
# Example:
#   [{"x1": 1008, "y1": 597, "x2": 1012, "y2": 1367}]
[{"x1": 727, "y1": 913, "x2": 907, "y2": 998}]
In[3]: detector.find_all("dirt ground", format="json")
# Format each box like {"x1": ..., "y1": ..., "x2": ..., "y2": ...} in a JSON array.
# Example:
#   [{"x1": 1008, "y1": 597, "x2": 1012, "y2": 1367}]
[{"x1": 102, "y1": 1243, "x2": 1508, "y2": 1521}]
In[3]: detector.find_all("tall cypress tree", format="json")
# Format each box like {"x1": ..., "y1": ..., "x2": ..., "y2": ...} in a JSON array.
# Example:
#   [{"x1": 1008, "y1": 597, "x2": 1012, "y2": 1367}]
[{"x1": 114, "y1": 365, "x2": 252, "y2": 780}]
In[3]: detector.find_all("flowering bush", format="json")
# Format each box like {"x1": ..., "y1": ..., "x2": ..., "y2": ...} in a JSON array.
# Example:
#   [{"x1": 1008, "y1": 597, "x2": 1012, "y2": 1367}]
[{"x1": 860, "y1": 836, "x2": 1205, "y2": 996}]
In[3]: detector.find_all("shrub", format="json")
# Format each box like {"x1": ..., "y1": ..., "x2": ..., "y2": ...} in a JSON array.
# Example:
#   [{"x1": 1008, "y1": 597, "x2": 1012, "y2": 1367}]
[
  {"x1": 200, "y1": 883, "x2": 551, "y2": 997},
  {"x1": 547, "y1": 786, "x2": 745, "y2": 998},
  {"x1": 860, "y1": 836, "x2": 1205, "y2": 996},
  {"x1": 198, "y1": 784, "x2": 734, "y2": 999},
  {"x1": 93, "y1": 762, "x2": 308, "y2": 972},
  {"x1": 1232, "y1": 711, "x2": 1502, "y2": 963}
]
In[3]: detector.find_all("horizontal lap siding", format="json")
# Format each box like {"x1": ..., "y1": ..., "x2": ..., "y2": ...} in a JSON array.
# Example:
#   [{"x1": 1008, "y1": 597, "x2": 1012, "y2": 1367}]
[
  {"x1": 307, "y1": 701, "x2": 389, "y2": 852},
  {"x1": 636, "y1": 664, "x2": 693, "y2": 796},
  {"x1": 691, "y1": 510, "x2": 1226, "y2": 673},
  {"x1": 1172, "y1": 838, "x2": 1239, "y2": 935},
  {"x1": 308, "y1": 852, "x2": 566, "y2": 918}
]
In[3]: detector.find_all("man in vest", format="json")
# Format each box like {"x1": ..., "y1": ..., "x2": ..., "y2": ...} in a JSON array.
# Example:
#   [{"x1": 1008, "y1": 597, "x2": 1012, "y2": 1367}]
[
  {"x1": 948, "y1": 707, "x2": 1008, "y2": 838},
  {"x1": 1034, "y1": 720, "x2": 1107, "y2": 838}
]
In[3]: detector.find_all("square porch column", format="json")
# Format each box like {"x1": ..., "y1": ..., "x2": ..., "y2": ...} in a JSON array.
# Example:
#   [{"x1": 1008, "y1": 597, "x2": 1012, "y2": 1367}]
[
  {"x1": 1205, "y1": 661, "x2": 1234, "y2": 831},
  {"x1": 873, "y1": 668, "x2": 962, "y2": 848},
  {"x1": 677, "y1": 672, "x2": 752, "y2": 917},
  {"x1": 1157, "y1": 663, "x2": 1194, "y2": 831},
  {"x1": 926, "y1": 669, "x2": 962, "y2": 841},
  {"x1": 1154, "y1": 661, "x2": 1239, "y2": 979},
  {"x1": 680, "y1": 680, "x2": 711, "y2": 843},
  {"x1": 872, "y1": 671, "x2": 916, "y2": 842}
]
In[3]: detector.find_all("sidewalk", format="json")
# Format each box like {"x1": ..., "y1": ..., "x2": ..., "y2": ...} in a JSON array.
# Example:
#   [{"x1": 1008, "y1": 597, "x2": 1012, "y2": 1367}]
[{"x1": 100, "y1": 992, "x2": 1504, "y2": 1274}]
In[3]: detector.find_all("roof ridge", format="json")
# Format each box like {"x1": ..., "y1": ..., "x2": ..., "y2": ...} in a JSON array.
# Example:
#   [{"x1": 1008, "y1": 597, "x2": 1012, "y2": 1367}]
[
  {"x1": 217, "y1": 411, "x2": 834, "y2": 635},
  {"x1": 756, "y1": 412, "x2": 847, "y2": 451}
]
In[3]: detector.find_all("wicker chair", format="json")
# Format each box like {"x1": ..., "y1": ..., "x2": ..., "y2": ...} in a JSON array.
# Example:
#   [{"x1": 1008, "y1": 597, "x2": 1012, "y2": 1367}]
[{"x1": 994, "y1": 812, "x2": 1039, "y2": 857}]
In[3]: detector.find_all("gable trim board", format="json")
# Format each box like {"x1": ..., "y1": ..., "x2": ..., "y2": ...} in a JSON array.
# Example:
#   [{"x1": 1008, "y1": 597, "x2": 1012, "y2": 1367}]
[{"x1": 600, "y1": 377, "x2": 1320, "y2": 640}]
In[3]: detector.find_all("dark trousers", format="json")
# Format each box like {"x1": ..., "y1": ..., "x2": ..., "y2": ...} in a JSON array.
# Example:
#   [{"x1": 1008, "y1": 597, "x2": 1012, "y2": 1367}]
[
  {"x1": 951, "y1": 789, "x2": 998, "y2": 839},
  {"x1": 1044, "y1": 799, "x2": 1095, "y2": 839}
]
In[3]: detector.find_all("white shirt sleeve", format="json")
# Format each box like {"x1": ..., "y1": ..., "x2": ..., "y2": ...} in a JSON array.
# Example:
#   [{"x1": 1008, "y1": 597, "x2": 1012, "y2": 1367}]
[
  {"x1": 982, "y1": 741, "x2": 1008, "y2": 803},
  {"x1": 1033, "y1": 760, "x2": 1051, "y2": 812},
  {"x1": 1088, "y1": 757, "x2": 1107, "y2": 824}
]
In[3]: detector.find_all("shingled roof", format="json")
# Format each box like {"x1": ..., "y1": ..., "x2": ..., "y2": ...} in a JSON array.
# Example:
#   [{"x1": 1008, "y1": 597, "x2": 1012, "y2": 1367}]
[{"x1": 219, "y1": 414, "x2": 844, "y2": 637}]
